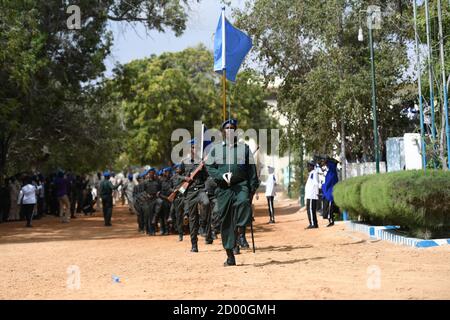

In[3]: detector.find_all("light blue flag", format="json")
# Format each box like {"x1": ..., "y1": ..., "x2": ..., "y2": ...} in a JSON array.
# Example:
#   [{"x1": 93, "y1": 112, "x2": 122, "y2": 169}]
[{"x1": 214, "y1": 11, "x2": 252, "y2": 82}]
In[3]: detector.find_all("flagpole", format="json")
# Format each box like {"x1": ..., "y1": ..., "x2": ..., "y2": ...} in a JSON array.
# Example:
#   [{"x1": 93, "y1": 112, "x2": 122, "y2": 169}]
[
  {"x1": 413, "y1": 0, "x2": 427, "y2": 171},
  {"x1": 221, "y1": 7, "x2": 227, "y2": 122},
  {"x1": 223, "y1": 72, "x2": 226, "y2": 121},
  {"x1": 425, "y1": 0, "x2": 437, "y2": 168},
  {"x1": 437, "y1": 0, "x2": 450, "y2": 169}
]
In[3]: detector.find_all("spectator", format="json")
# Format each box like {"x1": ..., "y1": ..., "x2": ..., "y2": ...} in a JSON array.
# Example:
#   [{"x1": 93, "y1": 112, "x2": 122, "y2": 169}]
[
  {"x1": 0, "y1": 177, "x2": 10, "y2": 223},
  {"x1": 322, "y1": 158, "x2": 340, "y2": 227},
  {"x1": 36, "y1": 175, "x2": 45, "y2": 219},
  {"x1": 18, "y1": 176, "x2": 37, "y2": 228},
  {"x1": 55, "y1": 171, "x2": 71, "y2": 223},
  {"x1": 305, "y1": 161, "x2": 320, "y2": 229},
  {"x1": 263, "y1": 166, "x2": 276, "y2": 224}
]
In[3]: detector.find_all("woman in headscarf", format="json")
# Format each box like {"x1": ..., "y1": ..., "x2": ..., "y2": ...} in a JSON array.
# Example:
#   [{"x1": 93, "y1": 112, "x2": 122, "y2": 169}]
[{"x1": 322, "y1": 158, "x2": 339, "y2": 227}]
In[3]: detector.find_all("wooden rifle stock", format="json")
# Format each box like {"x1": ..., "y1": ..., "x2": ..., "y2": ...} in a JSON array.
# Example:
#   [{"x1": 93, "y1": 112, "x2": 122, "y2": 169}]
[{"x1": 167, "y1": 156, "x2": 208, "y2": 203}]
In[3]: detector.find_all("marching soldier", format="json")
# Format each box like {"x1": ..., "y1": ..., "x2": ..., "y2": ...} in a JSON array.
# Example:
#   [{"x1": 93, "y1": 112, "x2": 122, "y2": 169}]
[
  {"x1": 123, "y1": 173, "x2": 137, "y2": 214},
  {"x1": 169, "y1": 164, "x2": 187, "y2": 241},
  {"x1": 181, "y1": 138, "x2": 211, "y2": 252},
  {"x1": 205, "y1": 176, "x2": 219, "y2": 241},
  {"x1": 158, "y1": 167, "x2": 172, "y2": 235},
  {"x1": 205, "y1": 119, "x2": 260, "y2": 266},
  {"x1": 142, "y1": 168, "x2": 161, "y2": 235},
  {"x1": 133, "y1": 174, "x2": 145, "y2": 233}
]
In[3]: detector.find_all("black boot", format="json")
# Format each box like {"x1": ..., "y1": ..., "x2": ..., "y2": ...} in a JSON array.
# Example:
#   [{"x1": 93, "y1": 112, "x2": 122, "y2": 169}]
[
  {"x1": 224, "y1": 249, "x2": 236, "y2": 266},
  {"x1": 237, "y1": 227, "x2": 250, "y2": 249},
  {"x1": 233, "y1": 245, "x2": 240, "y2": 255},
  {"x1": 191, "y1": 242, "x2": 198, "y2": 252}
]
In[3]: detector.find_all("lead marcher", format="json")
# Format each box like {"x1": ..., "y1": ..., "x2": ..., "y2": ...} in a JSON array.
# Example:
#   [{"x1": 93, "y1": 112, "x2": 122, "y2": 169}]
[{"x1": 206, "y1": 119, "x2": 260, "y2": 266}]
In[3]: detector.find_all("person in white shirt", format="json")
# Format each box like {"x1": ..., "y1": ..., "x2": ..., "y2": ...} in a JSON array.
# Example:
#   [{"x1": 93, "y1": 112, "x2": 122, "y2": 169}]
[
  {"x1": 264, "y1": 166, "x2": 276, "y2": 224},
  {"x1": 18, "y1": 176, "x2": 37, "y2": 228},
  {"x1": 123, "y1": 173, "x2": 136, "y2": 214},
  {"x1": 305, "y1": 161, "x2": 320, "y2": 229}
]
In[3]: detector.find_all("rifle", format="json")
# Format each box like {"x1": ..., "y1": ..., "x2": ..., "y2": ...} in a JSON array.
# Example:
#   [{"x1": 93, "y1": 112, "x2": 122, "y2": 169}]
[{"x1": 167, "y1": 156, "x2": 208, "y2": 203}]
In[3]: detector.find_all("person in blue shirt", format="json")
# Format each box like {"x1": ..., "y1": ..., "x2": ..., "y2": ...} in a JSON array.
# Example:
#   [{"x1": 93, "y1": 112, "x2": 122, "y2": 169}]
[{"x1": 321, "y1": 158, "x2": 340, "y2": 227}]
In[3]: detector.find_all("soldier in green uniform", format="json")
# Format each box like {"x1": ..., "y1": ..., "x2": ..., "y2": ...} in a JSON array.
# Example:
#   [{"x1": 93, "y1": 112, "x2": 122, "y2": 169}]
[
  {"x1": 169, "y1": 164, "x2": 187, "y2": 241},
  {"x1": 205, "y1": 119, "x2": 260, "y2": 266},
  {"x1": 158, "y1": 167, "x2": 172, "y2": 235},
  {"x1": 133, "y1": 174, "x2": 145, "y2": 233},
  {"x1": 99, "y1": 171, "x2": 122, "y2": 227},
  {"x1": 181, "y1": 139, "x2": 211, "y2": 252},
  {"x1": 142, "y1": 168, "x2": 161, "y2": 235},
  {"x1": 205, "y1": 176, "x2": 218, "y2": 242}
]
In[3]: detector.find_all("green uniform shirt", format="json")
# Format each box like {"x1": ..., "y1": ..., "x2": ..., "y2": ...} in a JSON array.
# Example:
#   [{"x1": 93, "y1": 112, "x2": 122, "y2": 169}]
[
  {"x1": 170, "y1": 173, "x2": 185, "y2": 190},
  {"x1": 99, "y1": 179, "x2": 119, "y2": 199},
  {"x1": 180, "y1": 156, "x2": 208, "y2": 190},
  {"x1": 206, "y1": 142, "x2": 260, "y2": 193},
  {"x1": 160, "y1": 176, "x2": 172, "y2": 196}
]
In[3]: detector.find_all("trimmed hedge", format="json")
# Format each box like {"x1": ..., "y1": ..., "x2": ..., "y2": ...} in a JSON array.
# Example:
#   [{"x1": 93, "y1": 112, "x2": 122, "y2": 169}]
[
  {"x1": 334, "y1": 170, "x2": 450, "y2": 238},
  {"x1": 333, "y1": 175, "x2": 370, "y2": 219}
]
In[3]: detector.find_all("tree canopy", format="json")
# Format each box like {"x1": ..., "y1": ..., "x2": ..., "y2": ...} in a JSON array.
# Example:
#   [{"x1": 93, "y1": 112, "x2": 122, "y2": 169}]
[
  {"x1": 0, "y1": 0, "x2": 198, "y2": 176},
  {"x1": 235, "y1": 0, "x2": 418, "y2": 163},
  {"x1": 108, "y1": 45, "x2": 276, "y2": 167}
]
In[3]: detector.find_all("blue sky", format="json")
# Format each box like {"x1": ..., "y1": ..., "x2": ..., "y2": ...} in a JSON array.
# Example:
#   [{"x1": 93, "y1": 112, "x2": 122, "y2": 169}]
[{"x1": 104, "y1": 0, "x2": 246, "y2": 76}]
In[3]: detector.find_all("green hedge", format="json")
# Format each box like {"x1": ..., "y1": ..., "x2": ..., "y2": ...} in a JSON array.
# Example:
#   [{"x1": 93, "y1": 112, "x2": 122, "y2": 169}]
[
  {"x1": 333, "y1": 175, "x2": 370, "y2": 219},
  {"x1": 334, "y1": 170, "x2": 450, "y2": 238}
]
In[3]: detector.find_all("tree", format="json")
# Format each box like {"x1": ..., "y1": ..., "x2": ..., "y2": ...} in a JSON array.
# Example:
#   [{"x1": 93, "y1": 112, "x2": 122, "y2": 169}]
[
  {"x1": 234, "y1": 0, "x2": 415, "y2": 164},
  {"x1": 416, "y1": 0, "x2": 450, "y2": 167},
  {"x1": 0, "y1": 0, "x2": 197, "y2": 177},
  {"x1": 108, "y1": 45, "x2": 275, "y2": 167}
]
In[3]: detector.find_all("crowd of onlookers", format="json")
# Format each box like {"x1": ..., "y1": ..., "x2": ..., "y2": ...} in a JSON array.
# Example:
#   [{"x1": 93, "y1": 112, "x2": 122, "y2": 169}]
[{"x1": 0, "y1": 171, "x2": 127, "y2": 227}]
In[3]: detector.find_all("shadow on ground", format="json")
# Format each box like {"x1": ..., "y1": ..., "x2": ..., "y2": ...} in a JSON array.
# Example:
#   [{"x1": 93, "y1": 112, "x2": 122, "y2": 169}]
[{"x1": 241, "y1": 256, "x2": 326, "y2": 267}]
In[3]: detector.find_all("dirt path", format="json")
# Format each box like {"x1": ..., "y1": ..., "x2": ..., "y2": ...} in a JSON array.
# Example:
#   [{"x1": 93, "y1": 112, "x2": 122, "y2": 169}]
[{"x1": 0, "y1": 193, "x2": 449, "y2": 300}]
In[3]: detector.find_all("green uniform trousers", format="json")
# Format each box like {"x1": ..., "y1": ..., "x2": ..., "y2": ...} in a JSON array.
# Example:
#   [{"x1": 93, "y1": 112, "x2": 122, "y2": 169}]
[
  {"x1": 216, "y1": 181, "x2": 251, "y2": 250},
  {"x1": 184, "y1": 189, "x2": 210, "y2": 245}
]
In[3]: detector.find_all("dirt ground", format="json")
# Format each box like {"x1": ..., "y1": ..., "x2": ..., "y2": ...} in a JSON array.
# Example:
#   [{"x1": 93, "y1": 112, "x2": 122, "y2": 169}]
[{"x1": 0, "y1": 193, "x2": 449, "y2": 300}]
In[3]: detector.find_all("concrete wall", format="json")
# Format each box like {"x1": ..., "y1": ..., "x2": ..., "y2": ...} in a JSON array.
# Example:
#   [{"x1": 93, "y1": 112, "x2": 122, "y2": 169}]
[{"x1": 346, "y1": 162, "x2": 387, "y2": 178}]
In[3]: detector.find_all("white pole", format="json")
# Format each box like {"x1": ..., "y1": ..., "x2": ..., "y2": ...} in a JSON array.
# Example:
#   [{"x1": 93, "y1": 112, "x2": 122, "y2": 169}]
[
  {"x1": 413, "y1": 0, "x2": 427, "y2": 170},
  {"x1": 200, "y1": 123, "x2": 204, "y2": 160},
  {"x1": 437, "y1": 0, "x2": 450, "y2": 169}
]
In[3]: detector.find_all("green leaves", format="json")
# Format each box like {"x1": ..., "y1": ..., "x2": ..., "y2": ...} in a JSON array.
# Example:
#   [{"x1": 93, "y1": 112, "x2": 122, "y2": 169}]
[
  {"x1": 0, "y1": 0, "x2": 198, "y2": 176},
  {"x1": 108, "y1": 46, "x2": 275, "y2": 167},
  {"x1": 235, "y1": 0, "x2": 413, "y2": 162},
  {"x1": 335, "y1": 170, "x2": 450, "y2": 238}
]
